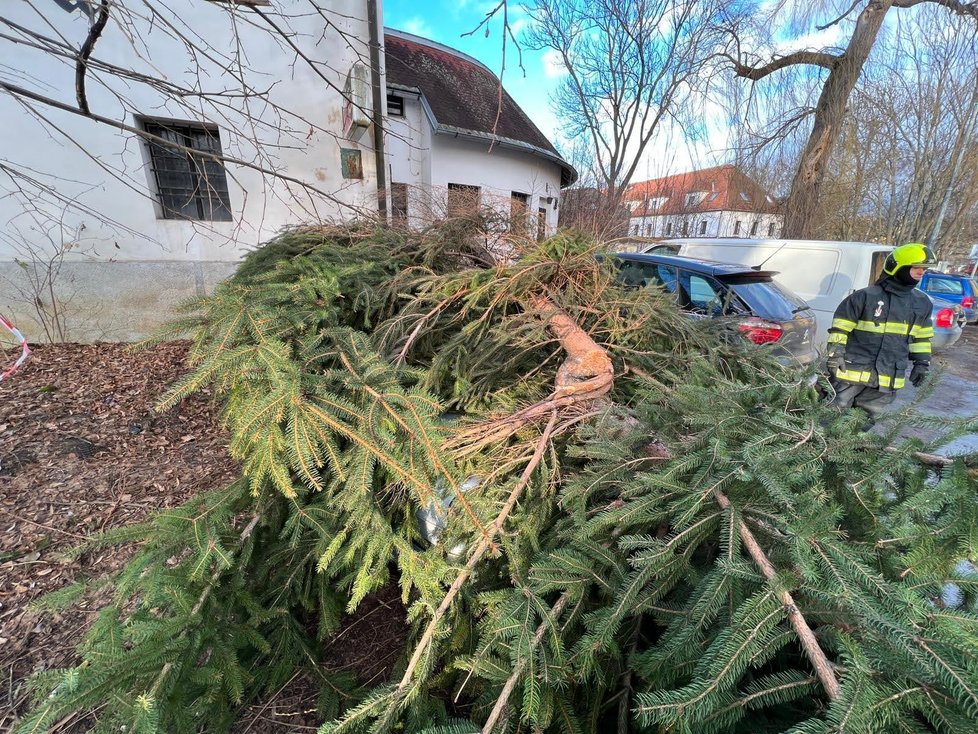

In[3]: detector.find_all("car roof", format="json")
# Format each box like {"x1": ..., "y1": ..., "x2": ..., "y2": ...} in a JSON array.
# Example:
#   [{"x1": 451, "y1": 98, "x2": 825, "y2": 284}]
[{"x1": 607, "y1": 251, "x2": 778, "y2": 280}]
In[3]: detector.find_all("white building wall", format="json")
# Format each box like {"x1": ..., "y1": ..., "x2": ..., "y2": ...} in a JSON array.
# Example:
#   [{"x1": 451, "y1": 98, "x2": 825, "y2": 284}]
[
  {"x1": 385, "y1": 100, "x2": 564, "y2": 236},
  {"x1": 385, "y1": 94, "x2": 434, "y2": 229},
  {"x1": 0, "y1": 0, "x2": 380, "y2": 341},
  {"x1": 430, "y1": 136, "x2": 563, "y2": 234}
]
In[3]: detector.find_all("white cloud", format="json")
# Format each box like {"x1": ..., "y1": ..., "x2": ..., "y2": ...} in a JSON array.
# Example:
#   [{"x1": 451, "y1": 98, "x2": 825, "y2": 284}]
[
  {"x1": 775, "y1": 25, "x2": 844, "y2": 54},
  {"x1": 400, "y1": 17, "x2": 434, "y2": 38},
  {"x1": 541, "y1": 49, "x2": 566, "y2": 79}
]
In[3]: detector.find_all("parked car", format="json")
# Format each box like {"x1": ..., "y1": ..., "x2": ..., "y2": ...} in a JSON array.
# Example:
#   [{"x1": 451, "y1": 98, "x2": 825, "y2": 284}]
[
  {"x1": 919, "y1": 271, "x2": 977, "y2": 324},
  {"x1": 606, "y1": 252, "x2": 819, "y2": 366},
  {"x1": 927, "y1": 293, "x2": 966, "y2": 352},
  {"x1": 648, "y1": 238, "x2": 894, "y2": 346}
]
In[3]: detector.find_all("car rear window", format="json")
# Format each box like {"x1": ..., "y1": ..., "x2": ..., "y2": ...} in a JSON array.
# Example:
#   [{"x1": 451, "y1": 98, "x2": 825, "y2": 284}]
[{"x1": 730, "y1": 280, "x2": 809, "y2": 321}]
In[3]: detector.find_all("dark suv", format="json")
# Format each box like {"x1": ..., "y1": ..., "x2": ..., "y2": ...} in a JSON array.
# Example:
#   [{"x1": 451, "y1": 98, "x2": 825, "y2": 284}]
[{"x1": 608, "y1": 252, "x2": 819, "y2": 365}]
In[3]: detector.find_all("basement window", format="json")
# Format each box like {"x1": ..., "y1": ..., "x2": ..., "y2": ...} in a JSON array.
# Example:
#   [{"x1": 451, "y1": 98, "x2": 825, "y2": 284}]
[{"x1": 143, "y1": 120, "x2": 232, "y2": 221}]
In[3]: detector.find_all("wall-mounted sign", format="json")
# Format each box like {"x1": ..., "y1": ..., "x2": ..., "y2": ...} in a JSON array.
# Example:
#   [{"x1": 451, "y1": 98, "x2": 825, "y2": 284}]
[{"x1": 340, "y1": 148, "x2": 363, "y2": 179}]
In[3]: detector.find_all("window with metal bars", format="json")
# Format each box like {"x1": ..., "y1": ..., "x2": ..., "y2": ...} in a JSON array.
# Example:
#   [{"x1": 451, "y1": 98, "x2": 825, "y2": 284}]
[{"x1": 143, "y1": 120, "x2": 232, "y2": 221}]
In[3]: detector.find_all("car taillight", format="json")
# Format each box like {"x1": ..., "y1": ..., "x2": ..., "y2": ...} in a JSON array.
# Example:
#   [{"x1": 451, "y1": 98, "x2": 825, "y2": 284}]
[
  {"x1": 961, "y1": 296, "x2": 974, "y2": 309},
  {"x1": 738, "y1": 318, "x2": 783, "y2": 344},
  {"x1": 935, "y1": 308, "x2": 955, "y2": 328}
]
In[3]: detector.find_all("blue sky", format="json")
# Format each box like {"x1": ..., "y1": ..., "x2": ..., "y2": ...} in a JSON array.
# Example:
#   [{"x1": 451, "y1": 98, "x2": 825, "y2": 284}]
[
  {"x1": 380, "y1": 1, "x2": 848, "y2": 181},
  {"x1": 383, "y1": 0, "x2": 563, "y2": 147},
  {"x1": 380, "y1": 0, "x2": 739, "y2": 179}
]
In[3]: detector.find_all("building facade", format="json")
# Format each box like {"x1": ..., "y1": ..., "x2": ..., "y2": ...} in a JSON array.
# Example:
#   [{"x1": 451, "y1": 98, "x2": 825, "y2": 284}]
[
  {"x1": 0, "y1": 4, "x2": 571, "y2": 342},
  {"x1": 624, "y1": 165, "x2": 783, "y2": 241},
  {"x1": 383, "y1": 30, "x2": 574, "y2": 241}
]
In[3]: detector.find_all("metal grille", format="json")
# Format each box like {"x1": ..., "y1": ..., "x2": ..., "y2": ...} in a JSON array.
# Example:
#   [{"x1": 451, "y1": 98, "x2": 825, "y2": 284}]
[
  {"x1": 144, "y1": 121, "x2": 232, "y2": 221},
  {"x1": 386, "y1": 94, "x2": 404, "y2": 117}
]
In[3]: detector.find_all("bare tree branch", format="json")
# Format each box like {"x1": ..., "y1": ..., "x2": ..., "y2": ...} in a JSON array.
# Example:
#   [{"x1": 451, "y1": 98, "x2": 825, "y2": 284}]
[
  {"x1": 892, "y1": 0, "x2": 978, "y2": 18},
  {"x1": 729, "y1": 50, "x2": 840, "y2": 81},
  {"x1": 817, "y1": 0, "x2": 865, "y2": 30},
  {"x1": 74, "y1": 0, "x2": 109, "y2": 114},
  {"x1": 0, "y1": 80, "x2": 359, "y2": 213}
]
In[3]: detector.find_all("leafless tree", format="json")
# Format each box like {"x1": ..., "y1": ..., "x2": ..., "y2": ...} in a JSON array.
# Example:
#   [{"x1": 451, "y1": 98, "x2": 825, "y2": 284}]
[
  {"x1": 815, "y1": 11, "x2": 978, "y2": 256},
  {"x1": 552, "y1": 139, "x2": 630, "y2": 239},
  {"x1": 726, "y1": 0, "x2": 978, "y2": 239},
  {"x1": 524, "y1": 0, "x2": 734, "y2": 212}
]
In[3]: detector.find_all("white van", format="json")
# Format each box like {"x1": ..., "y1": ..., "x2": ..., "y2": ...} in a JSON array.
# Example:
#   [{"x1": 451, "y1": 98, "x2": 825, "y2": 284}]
[{"x1": 659, "y1": 238, "x2": 893, "y2": 347}]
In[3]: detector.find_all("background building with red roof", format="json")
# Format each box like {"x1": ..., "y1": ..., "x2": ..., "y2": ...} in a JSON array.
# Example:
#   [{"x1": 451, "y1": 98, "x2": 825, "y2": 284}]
[{"x1": 624, "y1": 165, "x2": 783, "y2": 240}]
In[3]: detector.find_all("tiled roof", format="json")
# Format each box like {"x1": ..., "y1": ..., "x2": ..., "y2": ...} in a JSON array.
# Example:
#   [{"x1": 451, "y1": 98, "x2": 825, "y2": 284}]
[
  {"x1": 384, "y1": 30, "x2": 575, "y2": 185},
  {"x1": 624, "y1": 165, "x2": 778, "y2": 217}
]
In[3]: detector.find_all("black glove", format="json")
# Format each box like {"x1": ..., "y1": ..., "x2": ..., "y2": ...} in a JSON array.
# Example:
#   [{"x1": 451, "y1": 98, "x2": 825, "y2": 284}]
[
  {"x1": 909, "y1": 362, "x2": 929, "y2": 387},
  {"x1": 825, "y1": 349, "x2": 846, "y2": 376}
]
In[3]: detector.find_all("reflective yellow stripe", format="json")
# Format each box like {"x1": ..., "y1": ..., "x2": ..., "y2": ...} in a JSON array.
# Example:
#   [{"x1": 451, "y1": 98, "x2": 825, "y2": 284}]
[
  {"x1": 855, "y1": 320, "x2": 885, "y2": 333},
  {"x1": 836, "y1": 368, "x2": 871, "y2": 384},
  {"x1": 910, "y1": 325, "x2": 934, "y2": 338},
  {"x1": 831, "y1": 318, "x2": 857, "y2": 332},
  {"x1": 827, "y1": 332, "x2": 848, "y2": 345},
  {"x1": 853, "y1": 320, "x2": 914, "y2": 335},
  {"x1": 909, "y1": 342, "x2": 932, "y2": 354},
  {"x1": 836, "y1": 369, "x2": 906, "y2": 389},
  {"x1": 878, "y1": 374, "x2": 906, "y2": 389}
]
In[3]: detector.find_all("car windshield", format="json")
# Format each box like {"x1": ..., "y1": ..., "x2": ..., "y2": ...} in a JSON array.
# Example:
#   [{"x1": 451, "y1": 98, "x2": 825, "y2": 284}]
[{"x1": 730, "y1": 280, "x2": 809, "y2": 321}]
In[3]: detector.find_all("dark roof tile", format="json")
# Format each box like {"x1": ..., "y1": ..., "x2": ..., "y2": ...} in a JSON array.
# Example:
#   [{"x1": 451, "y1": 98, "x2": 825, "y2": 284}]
[{"x1": 385, "y1": 31, "x2": 574, "y2": 184}]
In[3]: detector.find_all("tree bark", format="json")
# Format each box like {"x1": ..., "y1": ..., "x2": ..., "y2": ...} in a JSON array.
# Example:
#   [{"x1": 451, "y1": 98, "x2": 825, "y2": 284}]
[{"x1": 782, "y1": 0, "x2": 894, "y2": 238}]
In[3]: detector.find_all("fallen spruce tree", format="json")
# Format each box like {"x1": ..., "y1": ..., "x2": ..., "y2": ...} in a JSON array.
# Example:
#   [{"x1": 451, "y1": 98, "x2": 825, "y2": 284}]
[{"x1": 18, "y1": 223, "x2": 978, "y2": 733}]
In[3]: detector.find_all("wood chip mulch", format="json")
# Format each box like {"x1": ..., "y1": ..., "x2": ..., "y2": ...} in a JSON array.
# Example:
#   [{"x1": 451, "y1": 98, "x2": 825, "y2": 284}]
[
  {"x1": 0, "y1": 341, "x2": 239, "y2": 730},
  {"x1": 0, "y1": 341, "x2": 410, "y2": 733}
]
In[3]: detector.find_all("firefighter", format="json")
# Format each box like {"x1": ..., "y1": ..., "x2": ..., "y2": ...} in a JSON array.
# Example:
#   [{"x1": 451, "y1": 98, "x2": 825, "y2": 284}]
[{"x1": 825, "y1": 242, "x2": 937, "y2": 424}]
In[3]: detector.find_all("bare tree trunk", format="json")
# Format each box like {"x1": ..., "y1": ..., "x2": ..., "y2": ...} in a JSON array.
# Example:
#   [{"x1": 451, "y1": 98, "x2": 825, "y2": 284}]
[{"x1": 783, "y1": 0, "x2": 893, "y2": 238}]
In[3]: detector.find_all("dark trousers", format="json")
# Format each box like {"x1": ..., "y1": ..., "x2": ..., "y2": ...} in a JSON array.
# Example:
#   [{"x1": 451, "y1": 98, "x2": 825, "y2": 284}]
[{"x1": 829, "y1": 381, "x2": 897, "y2": 425}]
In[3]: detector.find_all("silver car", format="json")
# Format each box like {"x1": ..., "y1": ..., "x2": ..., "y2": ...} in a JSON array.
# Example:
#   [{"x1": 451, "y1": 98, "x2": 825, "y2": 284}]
[{"x1": 928, "y1": 293, "x2": 965, "y2": 352}]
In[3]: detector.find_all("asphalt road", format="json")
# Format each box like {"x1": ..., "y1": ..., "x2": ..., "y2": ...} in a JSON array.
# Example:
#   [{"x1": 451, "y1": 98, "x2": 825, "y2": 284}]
[{"x1": 888, "y1": 325, "x2": 978, "y2": 455}]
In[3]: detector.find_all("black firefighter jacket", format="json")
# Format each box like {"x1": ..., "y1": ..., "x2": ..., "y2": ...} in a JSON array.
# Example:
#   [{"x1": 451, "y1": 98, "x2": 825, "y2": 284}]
[{"x1": 826, "y1": 277, "x2": 933, "y2": 391}]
